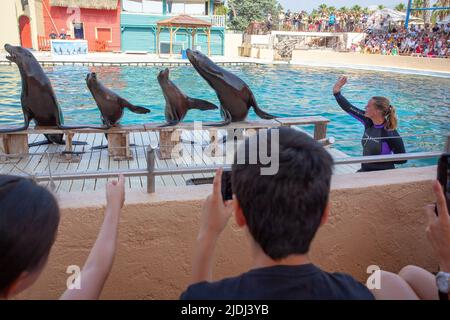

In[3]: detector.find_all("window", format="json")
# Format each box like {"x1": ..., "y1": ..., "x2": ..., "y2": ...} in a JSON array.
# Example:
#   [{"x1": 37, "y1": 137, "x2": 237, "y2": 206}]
[
  {"x1": 123, "y1": 0, "x2": 163, "y2": 14},
  {"x1": 167, "y1": 1, "x2": 206, "y2": 15},
  {"x1": 185, "y1": 3, "x2": 205, "y2": 15},
  {"x1": 96, "y1": 27, "x2": 112, "y2": 42},
  {"x1": 143, "y1": 0, "x2": 164, "y2": 13},
  {"x1": 73, "y1": 23, "x2": 84, "y2": 39}
]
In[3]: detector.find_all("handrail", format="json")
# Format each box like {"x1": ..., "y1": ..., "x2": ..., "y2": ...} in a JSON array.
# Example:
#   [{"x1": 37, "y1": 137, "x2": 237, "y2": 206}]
[{"x1": 19, "y1": 149, "x2": 445, "y2": 193}]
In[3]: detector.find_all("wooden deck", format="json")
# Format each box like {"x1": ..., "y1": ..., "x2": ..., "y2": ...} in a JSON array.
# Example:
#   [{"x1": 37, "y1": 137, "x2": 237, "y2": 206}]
[{"x1": 0, "y1": 130, "x2": 359, "y2": 193}]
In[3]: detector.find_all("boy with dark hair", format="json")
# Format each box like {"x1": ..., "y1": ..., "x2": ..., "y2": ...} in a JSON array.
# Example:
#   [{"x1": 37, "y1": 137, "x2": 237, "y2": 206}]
[{"x1": 181, "y1": 127, "x2": 374, "y2": 300}]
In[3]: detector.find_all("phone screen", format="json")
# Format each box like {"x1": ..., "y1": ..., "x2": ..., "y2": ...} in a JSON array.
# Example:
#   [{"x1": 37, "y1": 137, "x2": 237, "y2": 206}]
[{"x1": 221, "y1": 170, "x2": 233, "y2": 201}]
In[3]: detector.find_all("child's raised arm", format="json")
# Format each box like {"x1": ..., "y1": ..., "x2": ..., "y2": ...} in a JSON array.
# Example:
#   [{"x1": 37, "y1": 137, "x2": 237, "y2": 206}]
[{"x1": 60, "y1": 175, "x2": 125, "y2": 300}]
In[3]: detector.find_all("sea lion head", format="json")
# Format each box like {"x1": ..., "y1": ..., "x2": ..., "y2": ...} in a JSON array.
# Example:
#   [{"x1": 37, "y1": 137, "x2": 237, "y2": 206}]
[
  {"x1": 85, "y1": 72, "x2": 98, "y2": 87},
  {"x1": 5, "y1": 44, "x2": 37, "y2": 73},
  {"x1": 157, "y1": 68, "x2": 170, "y2": 84},
  {"x1": 186, "y1": 49, "x2": 221, "y2": 79}
]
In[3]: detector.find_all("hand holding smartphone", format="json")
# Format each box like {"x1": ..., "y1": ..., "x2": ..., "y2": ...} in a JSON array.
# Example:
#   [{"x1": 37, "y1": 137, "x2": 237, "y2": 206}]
[
  {"x1": 436, "y1": 154, "x2": 450, "y2": 216},
  {"x1": 221, "y1": 169, "x2": 233, "y2": 201}
]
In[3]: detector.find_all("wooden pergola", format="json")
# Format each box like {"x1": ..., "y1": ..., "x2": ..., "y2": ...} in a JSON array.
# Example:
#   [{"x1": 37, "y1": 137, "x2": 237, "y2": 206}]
[{"x1": 156, "y1": 14, "x2": 212, "y2": 57}]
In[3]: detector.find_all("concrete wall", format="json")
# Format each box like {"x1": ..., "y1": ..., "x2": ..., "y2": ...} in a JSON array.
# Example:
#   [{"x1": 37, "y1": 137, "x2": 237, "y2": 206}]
[
  {"x1": 291, "y1": 50, "x2": 450, "y2": 73},
  {"x1": 224, "y1": 32, "x2": 242, "y2": 58},
  {"x1": 0, "y1": 0, "x2": 21, "y2": 50},
  {"x1": 346, "y1": 32, "x2": 365, "y2": 49},
  {"x1": 0, "y1": 0, "x2": 46, "y2": 51},
  {"x1": 243, "y1": 34, "x2": 271, "y2": 46},
  {"x1": 18, "y1": 166, "x2": 438, "y2": 300}
]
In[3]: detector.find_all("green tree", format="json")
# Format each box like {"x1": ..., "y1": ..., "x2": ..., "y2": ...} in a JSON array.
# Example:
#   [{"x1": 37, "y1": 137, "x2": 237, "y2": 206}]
[
  {"x1": 228, "y1": 0, "x2": 280, "y2": 31},
  {"x1": 328, "y1": 6, "x2": 336, "y2": 13},
  {"x1": 423, "y1": 0, "x2": 431, "y2": 23},
  {"x1": 378, "y1": 5, "x2": 385, "y2": 10},
  {"x1": 362, "y1": 7, "x2": 371, "y2": 15},
  {"x1": 412, "y1": 0, "x2": 423, "y2": 17},
  {"x1": 339, "y1": 6, "x2": 348, "y2": 14},
  {"x1": 432, "y1": 0, "x2": 450, "y2": 22},
  {"x1": 395, "y1": 3, "x2": 406, "y2": 11},
  {"x1": 351, "y1": 5, "x2": 362, "y2": 14},
  {"x1": 318, "y1": 3, "x2": 328, "y2": 14}
]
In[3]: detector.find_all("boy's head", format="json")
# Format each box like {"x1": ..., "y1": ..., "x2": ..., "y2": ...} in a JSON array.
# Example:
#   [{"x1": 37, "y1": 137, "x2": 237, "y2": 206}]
[
  {"x1": 0, "y1": 176, "x2": 60, "y2": 298},
  {"x1": 231, "y1": 127, "x2": 333, "y2": 260}
]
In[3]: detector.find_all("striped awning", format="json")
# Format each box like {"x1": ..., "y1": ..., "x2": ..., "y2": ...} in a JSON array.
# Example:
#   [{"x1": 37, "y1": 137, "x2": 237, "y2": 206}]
[{"x1": 49, "y1": 0, "x2": 118, "y2": 10}]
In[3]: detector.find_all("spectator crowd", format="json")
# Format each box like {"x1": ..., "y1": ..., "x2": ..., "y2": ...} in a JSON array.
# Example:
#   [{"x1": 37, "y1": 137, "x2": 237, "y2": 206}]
[
  {"x1": 273, "y1": 9, "x2": 370, "y2": 33},
  {"x1": 358, "y1": 23, "x2": 450, "y2": 58}
]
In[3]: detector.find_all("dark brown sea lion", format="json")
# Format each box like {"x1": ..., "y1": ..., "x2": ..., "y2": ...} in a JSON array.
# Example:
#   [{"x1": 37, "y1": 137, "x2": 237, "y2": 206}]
[
  {"x1": 157, "y1": 68, "x2": 217, "y2": 127},
  {"x1": 186, "y1": 49, "x2": 276, "y2": 126},
  {"x1": 86, "y1": 72, "x2": 150, "y2": 127},
  {"x1": 2, "y1": 44, "x2": 105, "y2": 147}
]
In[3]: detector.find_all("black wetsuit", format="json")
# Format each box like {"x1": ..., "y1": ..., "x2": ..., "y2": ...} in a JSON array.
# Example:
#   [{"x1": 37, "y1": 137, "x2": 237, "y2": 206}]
[{"x1": 334, "y1": 92, "x2": 407, "y2": 172}]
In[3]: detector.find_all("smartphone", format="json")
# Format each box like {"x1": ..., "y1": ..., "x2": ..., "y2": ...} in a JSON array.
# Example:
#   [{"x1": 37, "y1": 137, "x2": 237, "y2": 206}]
[
  {"x1": 436, "y1": 154, "x2": 450, "y2": 216},
  {"x1": 221, "y1": 169, "x2": 233, "y2": 201}
]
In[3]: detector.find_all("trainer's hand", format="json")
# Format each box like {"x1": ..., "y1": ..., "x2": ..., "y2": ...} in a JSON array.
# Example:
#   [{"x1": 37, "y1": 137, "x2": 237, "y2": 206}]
[
  {"x1": 106, "y1": 175, "x2": 125, "y2": 212},
  {"x1": 333, "y1": 76, "x2": 348, "y2": 94},
  {"x1": 198, "y1": 168, "x2": 233, "y2": 239},
  {"x1": 425, "y1": 181, "x2": 450, "y2": 273}
]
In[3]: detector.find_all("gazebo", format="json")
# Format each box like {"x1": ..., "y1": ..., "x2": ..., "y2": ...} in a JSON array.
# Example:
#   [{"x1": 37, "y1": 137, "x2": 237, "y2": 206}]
[{"x1": 156, "y1": 14, "x2": 212, "y2": 57}]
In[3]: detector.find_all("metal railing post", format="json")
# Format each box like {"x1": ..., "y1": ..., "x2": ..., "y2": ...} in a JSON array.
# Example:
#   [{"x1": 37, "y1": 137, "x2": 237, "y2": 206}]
[{"x1": 147, "y1": 146, "x2": 156, "y2": 194}]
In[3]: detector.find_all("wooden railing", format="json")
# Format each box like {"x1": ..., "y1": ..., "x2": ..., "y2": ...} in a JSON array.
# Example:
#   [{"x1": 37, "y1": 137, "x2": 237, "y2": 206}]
[
  {"x1": 0, "y1": 116, "x2": 330, "y2": 160},
  {"x1": 38, "y1": 36, "x2": 51, "y2": 51},
  {"x1": 211, "y1": 15, "x2": 226, "y2": 27}
]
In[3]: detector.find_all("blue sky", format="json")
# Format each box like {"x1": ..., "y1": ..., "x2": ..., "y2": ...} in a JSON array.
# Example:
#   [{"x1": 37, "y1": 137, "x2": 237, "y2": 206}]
[{"x1": 277, "y1": 0, "x2": 422, "y2": 12}]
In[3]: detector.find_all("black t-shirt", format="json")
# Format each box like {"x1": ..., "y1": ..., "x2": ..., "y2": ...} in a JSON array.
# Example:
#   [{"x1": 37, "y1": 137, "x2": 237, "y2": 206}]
[{"x1": 180, "y1": 264, "x2": 374, "y2": 300}]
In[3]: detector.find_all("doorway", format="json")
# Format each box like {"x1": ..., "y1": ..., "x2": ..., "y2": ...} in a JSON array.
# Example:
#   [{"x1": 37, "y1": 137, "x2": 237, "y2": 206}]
[{"x1": 19, "y1": 15, "x2": 32, "y2": 48}]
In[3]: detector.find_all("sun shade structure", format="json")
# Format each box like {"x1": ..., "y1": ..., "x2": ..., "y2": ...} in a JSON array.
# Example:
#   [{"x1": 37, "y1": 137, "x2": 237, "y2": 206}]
[
  {"x1": 49, "y1": 0, "x2": 119, "y2": 10},
  {"x1": 156, "y1": 14, "x2": 212, "y2": 57}
]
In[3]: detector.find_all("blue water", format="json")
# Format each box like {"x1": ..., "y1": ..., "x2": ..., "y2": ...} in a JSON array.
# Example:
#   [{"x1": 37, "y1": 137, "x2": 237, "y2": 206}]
[{"x1": 0, "y1": 64, "x2": 448, "y2": 167}]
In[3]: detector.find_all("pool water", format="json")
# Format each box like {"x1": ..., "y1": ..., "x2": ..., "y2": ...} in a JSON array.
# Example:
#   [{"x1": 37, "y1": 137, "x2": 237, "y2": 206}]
[{"x1": 0, "y1": 64, "x2": 448, "y2": 167}]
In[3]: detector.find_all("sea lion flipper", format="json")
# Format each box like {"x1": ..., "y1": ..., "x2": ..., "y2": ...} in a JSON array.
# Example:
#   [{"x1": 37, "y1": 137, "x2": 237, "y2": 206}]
[
  {"x1": 187, "y1": 98, "x2": 218, "y2": 111},
  {"x1": 204, "y1": 108, "x2": 232, "y2": 127},
  {"x1": 158, "y1": 121, "x2": 179, "y2": 128},
  {"x1": 121, "y1": 99, "x2": 151, "y2": 114},
  {"x1": 251, "y1": 95, "x2": 276, "y2": 120},
  {"x1": 0, "y1": 112, "x2": 31, "y2": 133}
]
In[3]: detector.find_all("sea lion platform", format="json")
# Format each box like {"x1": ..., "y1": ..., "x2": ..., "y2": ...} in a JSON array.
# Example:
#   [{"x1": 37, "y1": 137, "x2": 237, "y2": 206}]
[{"x1": 0, "y1": 116, "x2": 360, "y2": 192}]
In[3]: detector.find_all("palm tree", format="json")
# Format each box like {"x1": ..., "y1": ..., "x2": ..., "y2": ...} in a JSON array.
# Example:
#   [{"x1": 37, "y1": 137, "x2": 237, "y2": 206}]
[
  {"x1": 351, "y1": 5, "x2": 362, "y2": 14},
  {"x1": 432, "y1": 0, "x2": 450, "y2": 21},
  {"x1": 395, "y1": 3, "x2": 406, "y2": 12},
  {"x1": 328, "y1": 6, "x2": 336, "y2": 13},
  {"x1": 378, "y1": 5, "x2": 385, "y2": 10},
  {"x1": 423, "y1": 0, "x2": 431, "y2": 24},
  {"x1": 363, "y1": 7, "x2": 371, "y2": 15},
  {"x1": 339, "y1": 6, "x2": 348, "y2": 14},
  {"x1": 413, "y1": 0, "x2": 424, "y2": 17},
  {"x1": 318, "y1": 4, "x2": 328, "y2": 15}
]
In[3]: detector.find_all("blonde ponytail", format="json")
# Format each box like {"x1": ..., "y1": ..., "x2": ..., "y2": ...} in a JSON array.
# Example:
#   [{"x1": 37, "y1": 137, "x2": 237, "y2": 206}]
[
  {"x1": 385, "y1": 104, "x2": 398, "y2": 131},
  {"x1": 372, "y1": 96, "x2": 398, "y2": 131}
]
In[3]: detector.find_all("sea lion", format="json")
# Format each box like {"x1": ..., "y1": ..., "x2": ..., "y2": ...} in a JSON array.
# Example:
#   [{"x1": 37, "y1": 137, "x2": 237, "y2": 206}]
[
  {"x1": 157, "y1": 68, "x2": 217, "y2": 127},
  {"x1": 2, "y1": 44, "x2": 105, "y2": 147},
  {"x1": 86, "y1": 72, "x2": 150, "y2": 128},
  {"x1": 186, "y1": 49, "x2": 276, "y2": 126}
]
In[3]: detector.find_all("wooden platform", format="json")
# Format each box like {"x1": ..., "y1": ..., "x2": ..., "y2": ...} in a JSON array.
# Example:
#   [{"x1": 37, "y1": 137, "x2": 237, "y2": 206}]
[{"x1": 0, "y1": 130, "x2": 359, "y2": 193}]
